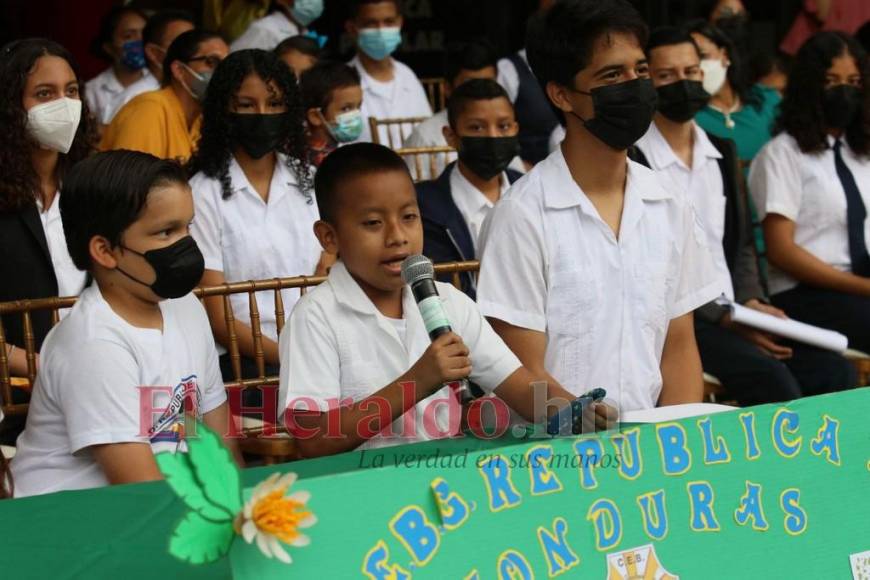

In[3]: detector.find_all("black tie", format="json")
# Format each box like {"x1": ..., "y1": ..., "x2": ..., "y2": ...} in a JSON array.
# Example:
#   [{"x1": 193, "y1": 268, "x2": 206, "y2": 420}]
[{"x1": 833, "y1": 139, "x2": 870, "y2": 276}]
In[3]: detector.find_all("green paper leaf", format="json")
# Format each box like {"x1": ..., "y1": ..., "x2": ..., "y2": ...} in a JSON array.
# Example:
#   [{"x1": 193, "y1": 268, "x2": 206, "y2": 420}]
[
  {"x1": 169, "y1": 510, "x2": 235, "y2": 565},
  {"x1": 156, "y1": 452, "x2": 233, "y2": 522},
  {"x1": 186, "y1": 420, "x2": 243, "y2": 515}
]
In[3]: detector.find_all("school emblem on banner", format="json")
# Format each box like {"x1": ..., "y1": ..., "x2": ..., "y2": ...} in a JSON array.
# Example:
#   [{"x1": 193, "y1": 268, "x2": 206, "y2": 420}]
[
  {"x1": 606, "y1": 544, "x2": 678, "y2": 580},
  {"x1": 851, "y1": 550, "x2": 870, "y2": 580}
]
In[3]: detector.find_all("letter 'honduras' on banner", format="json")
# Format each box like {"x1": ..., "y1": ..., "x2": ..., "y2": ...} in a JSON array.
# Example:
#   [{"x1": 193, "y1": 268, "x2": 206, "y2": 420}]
[{"x1": 228, "y1": 389, "x2": 870, "y2": 578}]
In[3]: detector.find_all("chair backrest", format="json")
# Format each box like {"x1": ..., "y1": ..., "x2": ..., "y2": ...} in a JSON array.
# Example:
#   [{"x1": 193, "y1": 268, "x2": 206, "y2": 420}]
[
  {"x1": 0, "y1": 261, "x2": 481, "y2": 418},
  {"x1": 397, "y1": 145, "x2": 456, "y2": 182},
  {"x1": 420, "y1": 77, "x2": 447, "y2": 111},
  {"x1": 368, "y1": 116, "x2": 429, "y2": 149}
]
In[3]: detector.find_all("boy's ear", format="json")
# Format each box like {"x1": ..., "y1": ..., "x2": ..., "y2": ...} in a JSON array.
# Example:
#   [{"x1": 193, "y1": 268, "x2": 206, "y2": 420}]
[
  {"x1": 89, "y1": 235, "x2": 120, "y2": 270},
  {"x1": 546, "y1": 81, "x2": 574, "y2": 114},
  {"x1": 307, "y1": 107, "x2": 324, "y2": 128},
  {"x1": 442, "y1": 125, "x2": 459, "y2": 150},
  {"x1": 313, "y1": 220, "x2": 338, "y2": 255}
]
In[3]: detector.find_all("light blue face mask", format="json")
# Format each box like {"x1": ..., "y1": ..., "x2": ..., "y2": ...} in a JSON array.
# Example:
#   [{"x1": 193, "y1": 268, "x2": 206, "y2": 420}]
[
  {"x1": 322, "y1": 109, "x2": 364, "y2": 143},
  {"x1": 357, "y1": 27, "x2": 402, "y2": 61},
  {"x1": 289, "y1": 0, "x2": 324, "y2": 27}
]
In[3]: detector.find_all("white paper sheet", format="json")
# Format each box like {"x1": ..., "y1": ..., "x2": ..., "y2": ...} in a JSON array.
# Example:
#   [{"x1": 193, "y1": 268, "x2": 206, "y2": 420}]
[
  {"x1": 724, "y1": 299, "x2": 849, "y2": 352},
  {"x1": 621, "y1": 403, "x2": 736, "y2": 423}
]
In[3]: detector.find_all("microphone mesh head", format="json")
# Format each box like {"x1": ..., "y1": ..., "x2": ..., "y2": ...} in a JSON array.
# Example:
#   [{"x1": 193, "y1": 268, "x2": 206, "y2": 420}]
[{"x1": 401, "y1": 255, "x2": 434, "y2": 285}]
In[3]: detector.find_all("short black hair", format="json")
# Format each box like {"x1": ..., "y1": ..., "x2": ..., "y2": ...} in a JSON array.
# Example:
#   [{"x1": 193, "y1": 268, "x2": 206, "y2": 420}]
[
  {"x1": 314, "y1": 143, "x2": 410, "y2": 223},
  {"x1": 60, "y1": 151, "x2": 189, "y2": 271},
  {"x1": 526, "y1": 0, "x2": 648, "y2": 90},
  {"x1": 162, "y1": 29, "x2": 224, "y2": 87},
  {"x1": 143, "y1": 9, "x2": 195, "y2": 48},
  {"x1": 445, "y1": 40, "x2": 498, "y2": 85},
  {"x1": 275, "y1": 35, "x2": 322, "y2": 59},
  {"x1": 300, "y1": 60, "x2": 361, "y2": 111},
  {"x1": 447, "y1": 78, "x2": 512, "y2": 129},
  {"x1": 646, "y1": 25, "x2": 701, "y2": 60},
  {"x1": 348, "y1": 0, "x2": 401, "y2": 20},
  {"x1": 91, "y1": 5, "x2": 147, "y2": 61}
]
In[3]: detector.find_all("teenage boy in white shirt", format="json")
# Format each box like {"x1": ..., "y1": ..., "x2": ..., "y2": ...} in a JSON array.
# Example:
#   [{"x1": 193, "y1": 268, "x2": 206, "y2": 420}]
[
  {"x1": 11, "y1": 151, "x2": 241, "y2": 497},
  {"x1": 477, "y1": 0, "x2": 721, "y2": 413},
  {"x1": 345, "y1": 0, "x2": 432, "y2": 145},
  {"x1": 279, "y1": 143, "x2": 611, "y2": 457}
]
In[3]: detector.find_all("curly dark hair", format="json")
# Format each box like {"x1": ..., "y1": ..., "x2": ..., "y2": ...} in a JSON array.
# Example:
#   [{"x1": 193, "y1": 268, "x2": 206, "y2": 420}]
[
  {"x1": 187, "y1": 49, "x2": 313, "y2": 200},
  {"x1": 0, "y1": 38, "x2": 97, "y2": 213},
  {"x1": 776, "y1": 31, "x2": 870, "y2": 156}
]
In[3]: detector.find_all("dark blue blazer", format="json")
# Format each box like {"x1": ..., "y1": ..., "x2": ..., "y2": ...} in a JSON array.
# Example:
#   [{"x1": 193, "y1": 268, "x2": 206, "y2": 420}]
[{"x1": 415, "y1": 162, "x2": 523, "y2": 299}]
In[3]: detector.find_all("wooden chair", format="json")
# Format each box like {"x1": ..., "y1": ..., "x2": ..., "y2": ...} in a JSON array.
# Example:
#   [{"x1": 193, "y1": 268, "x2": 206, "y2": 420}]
[
  {"x1": 844, "y1": 348, "x2": 870, "y2": 386},
  {"x1": 420, "y1": 77, "x2": 447, "y2": 111},
  {"x1": 0, "y1": 261, "x2": 481, "y2": 464},
  {"x1": 397, "y1": 145, "x2": 456, "y2": 182},
  {"x1": 368, "y1": 116, "x2": 429, "y2": 149}
]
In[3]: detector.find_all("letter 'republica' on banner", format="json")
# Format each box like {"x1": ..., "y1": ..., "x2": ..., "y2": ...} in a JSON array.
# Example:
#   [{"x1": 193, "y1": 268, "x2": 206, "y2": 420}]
[
  {"x1": 771, "y1": 408, "x2": 802, "y2": 458},
  {"x1": 477, "y1": 454, "x2": 522, "y2": 512},
  {"x1": 586, "y1": 498, "x2": 623, "y2": 551},
  {"x1": 739, "y1": 411, "x2": 761, "y2": 460},
  {"x1": 430, "y1": 477, "x2": 470, "y2": 531},
  {"x1": 697, "y1": 417, "x2": 731, "y2": 465},
  {"x1": 388, "y1": 506, "x2": 441, "y2": 567},
  {"x1": 536, "y1": 517, "x2": 580, "y2": 576},
  {"x1": 525, "y1": 445, "x2": 564, "y2": 496},
  {"x1": 361, "y1": 540, "x2": 411, "y2": 580},
  {"x1": 611, "y1": 428, "x2": 643, "y2": 480},
  {"x1": 656, "y1": 423, "x2": 692, "y2": 476},
  {"x1": 810, "y1": 414, "x2": 841, "y2": 466},
  {"x1": 573, "y1": 437, "x2": 604, "y2": 489}
]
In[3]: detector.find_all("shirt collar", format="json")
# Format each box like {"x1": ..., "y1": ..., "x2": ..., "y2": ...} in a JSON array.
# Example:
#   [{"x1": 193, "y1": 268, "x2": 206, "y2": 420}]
[
  {"x1": 327, "y1": 261, "x2": 418, "y2": 328},
  {"x1": 450, "y1": 164, "x2": 505, "y2": 213},
  {"x1": 643, "y1": 121, "x2": 722, "y2": 171},
  {"x1": 227, "y1": 153, "x2": 297, "y2": 202},
  {"x1": 350, "y1": 55, "x2": 404, "y2": 98},
  {"x1": 542, "y1": 147, "x2": 673, "y2": 212}
]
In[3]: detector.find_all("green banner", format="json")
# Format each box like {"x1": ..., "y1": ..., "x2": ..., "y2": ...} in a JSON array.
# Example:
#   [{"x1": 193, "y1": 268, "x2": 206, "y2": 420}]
[{"x1": 230, "y1": 389, "x2": 870, "y2": 579}]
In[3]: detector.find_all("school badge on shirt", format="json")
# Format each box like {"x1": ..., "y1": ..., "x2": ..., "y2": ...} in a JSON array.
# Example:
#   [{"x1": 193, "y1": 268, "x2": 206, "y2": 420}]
[
  {"x1": 148, "y1": 375, "x2": 202, "y2": 451},
  {"x1": 606, "y1": 544, "x2": 678, "y2": 580}
]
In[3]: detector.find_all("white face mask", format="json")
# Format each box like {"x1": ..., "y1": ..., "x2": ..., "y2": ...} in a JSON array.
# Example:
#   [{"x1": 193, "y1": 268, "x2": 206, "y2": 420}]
[
  {"x1": 26, "y1": 97, "x2": 82, "y2": 154},
  {"x1": 700, "y1": 58, "x2": 728, "y2": 96}
]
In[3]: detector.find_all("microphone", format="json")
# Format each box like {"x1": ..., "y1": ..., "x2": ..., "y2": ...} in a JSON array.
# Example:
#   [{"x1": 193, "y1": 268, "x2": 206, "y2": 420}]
[{"x1": 401, "y1": 255, "x2": 472, "y2": 402}]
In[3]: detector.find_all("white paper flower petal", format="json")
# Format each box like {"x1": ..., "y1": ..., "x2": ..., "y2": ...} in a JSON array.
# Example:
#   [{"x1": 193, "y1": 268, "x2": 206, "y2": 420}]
[
  {"x1": 243, "y1": 501, "x2": 253, "y2": 519},
  {"x1": 242, "y1": 520, "x2": 258, "y2": 544},
  {"x1": 288, "y1": 490, "x2": 311, "y2": 504},
  {"x1": 298, "y1": 514, "x2": 318, "y2": 529},
  {"x1": 269, "y1": 535, "x2": 293, "y2": 564},
  {"x1": 276, "y1": 472, "x2": 297, "y2": 490},
  {"x1": 290, "y1": 533, "x2": 310, "y2": 547},
  {"x1": 256, "y1": 531, "x2": 274, "y2": 559}
]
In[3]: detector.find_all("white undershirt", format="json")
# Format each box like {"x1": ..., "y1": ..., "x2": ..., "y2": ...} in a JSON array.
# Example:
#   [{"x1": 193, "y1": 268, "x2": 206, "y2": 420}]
[{"x1": 37, "y1": 193, "x2": 87, "y2": 301}]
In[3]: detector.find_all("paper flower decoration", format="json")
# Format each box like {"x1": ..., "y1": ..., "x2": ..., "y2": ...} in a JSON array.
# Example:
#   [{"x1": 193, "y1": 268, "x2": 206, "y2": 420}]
[
  {"x1": 237, "y1": 472, "x2": 317, "y2": 563},
  {"x1": 155, "y1": 420, "x2": 315, "y2": 566}
]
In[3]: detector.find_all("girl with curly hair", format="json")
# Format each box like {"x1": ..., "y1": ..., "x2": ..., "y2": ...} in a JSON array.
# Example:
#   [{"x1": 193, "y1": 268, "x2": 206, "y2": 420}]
[
  {"x1": 0, "y1": 38, "x2": 97, "y2": 381},
  {"x1": 750, "y1": 31, "x2": 870, "y2": 353},
  {"x1": 189, "y1": 49, "x2": 330, "y2": 382}
]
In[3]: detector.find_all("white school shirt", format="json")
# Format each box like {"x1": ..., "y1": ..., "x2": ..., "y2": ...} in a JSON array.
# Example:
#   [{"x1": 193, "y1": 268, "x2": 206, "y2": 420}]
[
  {"x1": 36, "y1": 193, "x2": 87, "y2": 300},
  {"x1": 279, "y1": 261, "x2": 521, "y2": 450},
  {"x1": 104, "y1": 72, "x2": 160, "y2": 124},
  {"x1": 496, "y1": 49, "x2": 527, "y2": 104},
  {"x1": 231, "y1": 11, "x2": 300, "y2": 52},
  {"x1": 350, "y1": 55, "x2": 433, "y2": 145},
  {"x1": 477, "y1": 149, "x2": 720, "y2": 412},
  {"x1": 636, "y1": 121, "x2": 732, "y2": 300},
  {"x1": 190, "y1": 155, "x2": 321, "y2": 347},
  {"x1": 10, "y1": 285, "x2": 226, "y2": 497},
  {"x1": 403, "y1": 109, "x2": 526, "y2": 180},
  {"x1": 749, "y1": 132, "x2": 870, "y2": 295},
  {"x1": 450, "y1": 164, "x2": 509, "y2": 256},
  {"x1": 85, "y1": 67, "x2": 149, "y2": 125}
]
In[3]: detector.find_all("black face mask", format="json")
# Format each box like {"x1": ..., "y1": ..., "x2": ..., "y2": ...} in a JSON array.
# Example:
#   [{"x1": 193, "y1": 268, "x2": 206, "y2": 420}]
[
  {"x1": 656, "y1": 80, "x2": 711, "y2": 123},
  {"x1": 118, "y1": 236, "x2": 205, "y2": 299},
  {"x1": 570, "y1": 78, "x2": 658, "y2": 150},
  {"x1": 227, "y1": 112, "x2": 290, "y2": 159},
  {"x1": 823, "y1": 84, "x2": 862, "y2": 130},
  {"x1": 457, "y1": 136, "x2": 521, "y2": 180}
]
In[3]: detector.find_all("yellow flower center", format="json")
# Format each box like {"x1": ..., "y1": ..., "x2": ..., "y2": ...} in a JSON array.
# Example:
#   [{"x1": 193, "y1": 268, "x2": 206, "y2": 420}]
[{"x1": 252, "y1": 486, "x2": 311, "y2": 544}]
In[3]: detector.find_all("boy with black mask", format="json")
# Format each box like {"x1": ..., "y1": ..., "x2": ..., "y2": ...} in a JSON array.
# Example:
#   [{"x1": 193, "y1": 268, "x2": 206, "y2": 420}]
[
  {"x1": 415, "y1": 79, "x2": 521, "y2": 298},
  {"x1": 635, "y1": 26, "x2": 856, "y2": 405},
  {"x1": 478, "y1": 0, "x2": 720, "y2": 414}
]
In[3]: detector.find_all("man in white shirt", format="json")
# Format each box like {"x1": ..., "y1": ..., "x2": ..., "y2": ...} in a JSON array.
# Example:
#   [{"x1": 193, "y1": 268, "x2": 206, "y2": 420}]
[
  {"x1": 231, "y1": 0, "x2": 323, "y2": 52},
  {"x1": 415, "y1": 79, "x2": 523, "y2": 297},
  {"x1": 346, "y1": 0, "x2": 432, "y2": 145},
  {"x1": 478, "y1": 0, "x2": 721, "y2": 413},
  {"x1": 404, "y1": 40, "x2": 524, "y2": 180},
  {"x1": 636, "y1": 26, "x2": 856, "y2": 404},
  {"x1": 104, "y1": 10, "x2": 194, "y2": 124},
  {"x1": 11, "y1": 150, "x2": 241, "y2": 497}
]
